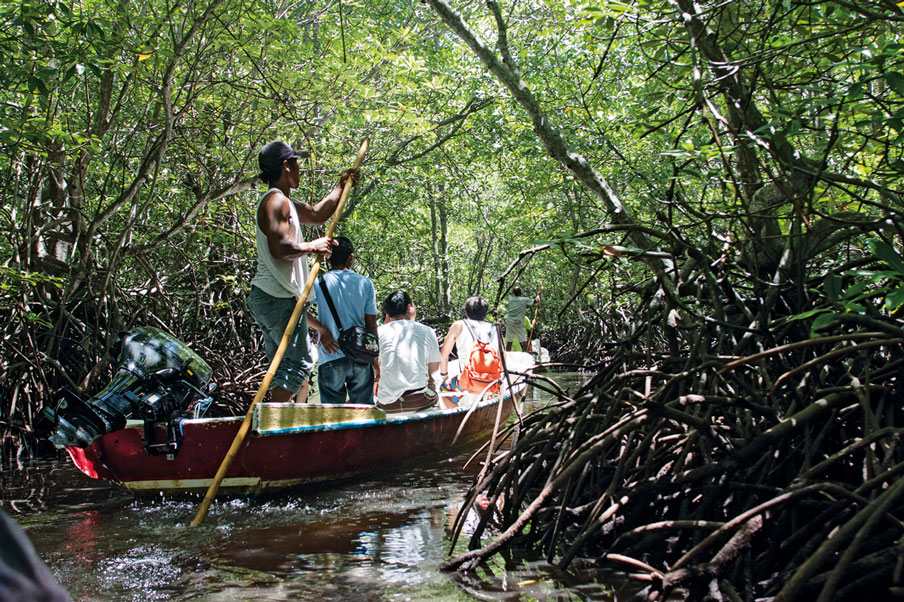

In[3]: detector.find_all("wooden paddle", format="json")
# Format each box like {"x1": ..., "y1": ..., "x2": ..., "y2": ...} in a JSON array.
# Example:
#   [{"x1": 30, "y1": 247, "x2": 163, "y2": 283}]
[
  {"x1": 521, "y1": 266, "x2": 549, "y2": 352},
  {"x1": 191, "y1": 138, "x2": 369, "y2": 527},
  {"x1": 525, "y1": 281, "x2": 543, "y2": 353}
]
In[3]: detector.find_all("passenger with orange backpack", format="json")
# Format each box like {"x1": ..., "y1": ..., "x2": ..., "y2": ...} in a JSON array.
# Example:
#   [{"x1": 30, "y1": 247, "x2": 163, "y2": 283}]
[{"x1": 440, "y1": 296, "x2": 503, "y2": 398}]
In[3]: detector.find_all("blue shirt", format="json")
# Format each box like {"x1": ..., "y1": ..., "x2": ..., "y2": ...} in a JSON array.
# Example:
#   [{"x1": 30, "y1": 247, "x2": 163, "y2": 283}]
[{"x1": 312, "y1": 269, "x2": 378, "y2": 365}]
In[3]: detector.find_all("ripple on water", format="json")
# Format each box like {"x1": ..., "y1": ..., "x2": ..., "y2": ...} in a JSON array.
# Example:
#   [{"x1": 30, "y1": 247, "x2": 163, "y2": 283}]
[{"x1": 97, "y1": 545, "x2": 185, "y2": 601}]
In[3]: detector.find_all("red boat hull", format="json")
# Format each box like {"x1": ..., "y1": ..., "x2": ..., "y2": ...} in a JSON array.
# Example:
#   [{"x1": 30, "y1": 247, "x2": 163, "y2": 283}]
[{"x1": 66, "y1": 396, "x2": 517, "y2": 494}]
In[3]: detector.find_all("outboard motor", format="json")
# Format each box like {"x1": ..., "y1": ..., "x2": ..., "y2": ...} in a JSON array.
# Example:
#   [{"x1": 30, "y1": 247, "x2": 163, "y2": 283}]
[{"x1": 45, "y1": 326, "x2": 214, "y2": 455}]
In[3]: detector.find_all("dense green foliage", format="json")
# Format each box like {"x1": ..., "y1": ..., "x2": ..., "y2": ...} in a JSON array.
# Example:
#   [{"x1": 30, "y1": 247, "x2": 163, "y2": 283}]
[{"x1": 0, "y1": 0, "x2": 627, "y2": 445}]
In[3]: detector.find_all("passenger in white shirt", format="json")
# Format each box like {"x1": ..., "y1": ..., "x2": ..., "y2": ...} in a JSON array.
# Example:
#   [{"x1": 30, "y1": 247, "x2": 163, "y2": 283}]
[{"x1": 376, "y1": 291, "x2": 441, "y2": 413}]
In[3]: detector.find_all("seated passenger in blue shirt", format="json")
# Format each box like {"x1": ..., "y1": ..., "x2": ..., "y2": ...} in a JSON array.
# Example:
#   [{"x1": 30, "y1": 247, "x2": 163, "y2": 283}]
[{"x1": 307, "y1": 237, "x2": 379, "y2": 404}]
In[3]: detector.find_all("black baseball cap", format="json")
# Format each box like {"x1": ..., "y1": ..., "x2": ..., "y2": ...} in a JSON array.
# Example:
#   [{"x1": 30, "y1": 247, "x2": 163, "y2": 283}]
[{"x1": 258, "y1": 140, "x2": 310, "y2": 173}]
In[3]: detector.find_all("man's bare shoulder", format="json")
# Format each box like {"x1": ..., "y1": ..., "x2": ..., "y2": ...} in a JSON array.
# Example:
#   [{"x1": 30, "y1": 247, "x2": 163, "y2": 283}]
[
  {"x1": 256, "y1": 190, "x2": 292, "y2": 234},
  {"x1": 261, "y1": 190, "x2": 293, "y2": 220},
  {"x1": 261, "y1": 189, "x2": 290, "y2": 209}
]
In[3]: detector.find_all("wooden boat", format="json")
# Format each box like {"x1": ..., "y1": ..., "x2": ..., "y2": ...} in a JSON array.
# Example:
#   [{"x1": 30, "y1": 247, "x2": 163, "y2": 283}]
[{"x1": 64, "y1": 352, "x2": 535, "y2": 494}]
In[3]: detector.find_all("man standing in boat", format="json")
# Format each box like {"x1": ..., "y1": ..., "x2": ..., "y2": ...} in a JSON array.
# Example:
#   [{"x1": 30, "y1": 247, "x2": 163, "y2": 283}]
[
  {"x1": 376, "y1": 291, "x2": 441, "y2": 413},
  {"x1": 504, "y1": 286, "x2": 539, "y2": 352},
  {"x1": 249, "y1": 140, "x2": 359, "y2": 403},
  {"x1": 307, "y1": 237, "x2": 379, "y2": 404}
]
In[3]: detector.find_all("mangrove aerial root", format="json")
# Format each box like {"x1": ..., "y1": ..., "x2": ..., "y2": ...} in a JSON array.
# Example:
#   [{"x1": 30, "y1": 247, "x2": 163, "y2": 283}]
[{"x1": 445, "y1": 239, "x2": 904, "y2": 602}]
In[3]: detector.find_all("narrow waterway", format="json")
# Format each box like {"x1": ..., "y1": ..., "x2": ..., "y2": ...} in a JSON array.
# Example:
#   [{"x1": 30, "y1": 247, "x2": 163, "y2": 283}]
[{"x1": 3, "y1": 374, "x2": 633, "y2": 601}]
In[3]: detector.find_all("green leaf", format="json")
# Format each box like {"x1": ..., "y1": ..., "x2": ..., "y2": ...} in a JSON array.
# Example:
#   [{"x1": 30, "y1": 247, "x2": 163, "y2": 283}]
[
  {"x1": 811, "y1": 312, "x2": 839, "y2": 334},
  {"x1": 868, "y1": 239, "x2": 904, "y2": 275},
  {"x1": 886, "y1": 71, "x2": 904, "y2": 96},
  {"x1": 841, "y1": 301, "x2": 866, "y2": 314},
  {"x1": 788, "y1": 307, "x2": 827, "y2": 321},
  {"x1": 844, "y1": 280, "x2": 870, "y2": 299},
  {"x1": 27, "y1": 76, "x2": 48, "y2": 96},
  {"x1": 885, "y1": 286, "x2": 904, "y2": 311},
  {"x1": 825, "y1": 273, "x2": 842, "y2": 301}
]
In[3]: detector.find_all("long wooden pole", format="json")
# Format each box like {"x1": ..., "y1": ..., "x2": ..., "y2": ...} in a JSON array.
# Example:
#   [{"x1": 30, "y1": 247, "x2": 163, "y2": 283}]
[
  {"x1": 191, "y1": 138, "x2": 369, "y2": 527},
  {"x1": 525, "y1": 280, "x2": 544, "y2": 353}
]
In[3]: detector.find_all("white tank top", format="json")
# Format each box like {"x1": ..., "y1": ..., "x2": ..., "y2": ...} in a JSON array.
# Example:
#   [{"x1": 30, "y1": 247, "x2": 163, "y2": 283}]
[
  {"x1": 250, "y1": 188, "x2": 310, "y2": 299},
  {"x1": 456, "y1": 319, "x2": 497, "y2": 369}
]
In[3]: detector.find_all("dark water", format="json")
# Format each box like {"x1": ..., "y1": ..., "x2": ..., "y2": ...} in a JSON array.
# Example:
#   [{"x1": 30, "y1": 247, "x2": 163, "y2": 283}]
[{"x1": 2, "y1": 374, "x2": 631, "y2": 601}]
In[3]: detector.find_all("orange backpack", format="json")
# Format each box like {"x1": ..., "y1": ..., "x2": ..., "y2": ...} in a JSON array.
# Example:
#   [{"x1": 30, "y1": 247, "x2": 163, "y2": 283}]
[{"x1": 460, "y1": 340, "x2": 502, "y2": 395}]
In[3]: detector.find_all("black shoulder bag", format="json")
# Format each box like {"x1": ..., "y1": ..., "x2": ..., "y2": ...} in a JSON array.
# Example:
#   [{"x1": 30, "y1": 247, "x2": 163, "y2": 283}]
[{"x1": 318, "y1": 274, "x2": 379, "y2": 364}]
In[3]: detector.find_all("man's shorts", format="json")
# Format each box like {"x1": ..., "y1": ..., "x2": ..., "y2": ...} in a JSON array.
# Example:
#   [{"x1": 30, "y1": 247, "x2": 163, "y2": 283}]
[
  {"x1": 504, "y1": 319, "x2": 528, "y2": 343},
  {"x1": 249, "y1": 286, "x2": 313, "y2": 393}
]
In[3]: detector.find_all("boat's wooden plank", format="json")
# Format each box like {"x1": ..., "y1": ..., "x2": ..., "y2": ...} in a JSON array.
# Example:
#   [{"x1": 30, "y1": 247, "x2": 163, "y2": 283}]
[
  {"x1": 122, "y1": 476, "x2": 261, "y2": 493},
  {"x1": 253, "y1": 403, "x2": 387, "y2": 434}
]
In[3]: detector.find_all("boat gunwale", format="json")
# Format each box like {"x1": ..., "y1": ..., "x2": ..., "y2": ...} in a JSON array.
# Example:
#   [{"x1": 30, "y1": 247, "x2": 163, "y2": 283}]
[{"x1": 121, "y1": 387, "x2": 522, "y2": 436}]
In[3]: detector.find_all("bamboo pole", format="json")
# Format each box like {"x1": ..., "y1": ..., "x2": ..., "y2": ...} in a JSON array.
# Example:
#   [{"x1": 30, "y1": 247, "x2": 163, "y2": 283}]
[
  {"x1": 191, "y1": 138, "x2": 369, "y2": 527},
  {"x1": 525, "y1": 282, "x2": 543, "y2": 354}
]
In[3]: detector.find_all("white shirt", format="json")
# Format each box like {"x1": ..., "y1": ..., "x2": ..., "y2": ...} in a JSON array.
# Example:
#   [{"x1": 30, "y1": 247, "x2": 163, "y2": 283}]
[
  {"x1": 454, "y1": 319, "x2": 498, "y2": 371},
  {"x1": 250, "y1": 188, "x2": 310, "y2": 299},
  {"x1": 376, "y1": 320, "x2": 440, "y2": 405}
]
